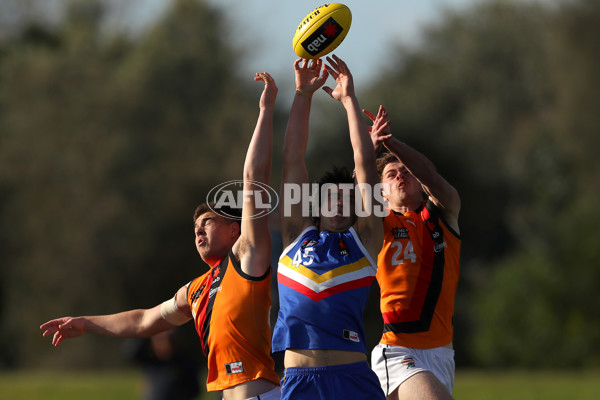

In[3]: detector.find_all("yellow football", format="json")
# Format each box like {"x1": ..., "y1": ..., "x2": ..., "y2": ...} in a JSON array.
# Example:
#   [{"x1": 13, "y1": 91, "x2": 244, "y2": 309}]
[{"x1": 292, "y1": 3, "x2": 352, "y2": 59}]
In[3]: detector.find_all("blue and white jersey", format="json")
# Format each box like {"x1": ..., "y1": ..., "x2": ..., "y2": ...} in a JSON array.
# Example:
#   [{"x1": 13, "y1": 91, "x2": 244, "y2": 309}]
[{"x1": 272, "y1": 226, "x2": 378, "y2": 354}]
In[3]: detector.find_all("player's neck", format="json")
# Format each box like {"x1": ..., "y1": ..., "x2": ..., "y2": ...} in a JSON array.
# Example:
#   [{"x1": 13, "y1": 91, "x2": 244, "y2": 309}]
[
  {"x1": 391, "y1": 199, "x2": 422, "y2": 215},
  {"x1": 202, "y1": 253, "x2": 227, "y2": 268}
]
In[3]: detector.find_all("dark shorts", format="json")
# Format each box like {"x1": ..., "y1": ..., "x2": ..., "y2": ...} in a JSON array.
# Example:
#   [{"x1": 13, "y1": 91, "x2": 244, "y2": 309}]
[{"x1": 280, "y1": 361, "x2": 385, "y2": 400}]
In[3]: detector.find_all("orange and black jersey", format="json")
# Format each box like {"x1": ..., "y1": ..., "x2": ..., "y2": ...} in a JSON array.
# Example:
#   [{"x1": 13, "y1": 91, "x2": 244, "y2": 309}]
[
  {"x1": 377, "y1": 200, "x2": 460, "y2": 349},
  {"x1": 187, "y1": 251, "x2": 279, "y2": 392}
]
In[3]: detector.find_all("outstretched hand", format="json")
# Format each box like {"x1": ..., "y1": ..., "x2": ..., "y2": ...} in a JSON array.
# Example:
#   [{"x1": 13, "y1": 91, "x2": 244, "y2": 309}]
[
  {"x1": 294, "y1": 58, "x2": 329, "y2": 95},
  {"x1": 363, "y1": 105, "x2": 392, "y2": 153},
  {"x1": 322, "y1": 54, "x2": 354, "y2": 102},
  {"x1": 254, "y1": 72, "x2": 278, "y2": 109},
  {"x1": 40, "y1": 317, "x2": 86, "y2": 347}
]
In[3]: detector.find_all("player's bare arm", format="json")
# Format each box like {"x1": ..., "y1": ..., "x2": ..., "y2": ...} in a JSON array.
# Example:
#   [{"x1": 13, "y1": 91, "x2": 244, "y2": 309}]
[
  {"x1": 280, "y1": 58, "x2": 329, "y2": 247},
  {"x1": 385, "y1": 137, "x2": 460, "y2": 231},
  {"x1": 40, "y1": 305, "x2": 175, "y2": 347},
  {"x1": 323, "y1": 55, "x2": 384, "y2": 259},
  {"x1": 365, "y1": 105, "x2": 460, "y2": 232},
  {"x1": 41, "y1": 283, "x2": 192, "y2": 347},
  {"x1": 234, "y1": 72, "x2": 277, "y2": 277}
]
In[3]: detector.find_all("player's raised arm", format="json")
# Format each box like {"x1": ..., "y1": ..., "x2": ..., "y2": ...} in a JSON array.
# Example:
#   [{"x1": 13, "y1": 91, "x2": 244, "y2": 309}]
[
  {"x1": 366, "y1": 105, "x2": 460, "y2": 232},
  {"x1": 322, "y1": 55, "x2": 384, "y2": 259},
  {"x1": 280, "y1": 58, "x2": 329, "y2": 247},
  {"x1": 234, "y1": 72, "x2": 278, "y2": 277}
]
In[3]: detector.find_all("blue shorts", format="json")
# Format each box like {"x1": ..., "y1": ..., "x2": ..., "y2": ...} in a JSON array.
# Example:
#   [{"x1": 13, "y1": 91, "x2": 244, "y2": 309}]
[{"x1": 280, "y1": 361, "x2": 385, "y2": 400}]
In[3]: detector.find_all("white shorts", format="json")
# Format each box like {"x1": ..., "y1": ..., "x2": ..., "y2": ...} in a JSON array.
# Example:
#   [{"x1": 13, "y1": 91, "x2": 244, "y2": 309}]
[{"x1": 371, "y1": 343, "x2": 455, "y2": 396}]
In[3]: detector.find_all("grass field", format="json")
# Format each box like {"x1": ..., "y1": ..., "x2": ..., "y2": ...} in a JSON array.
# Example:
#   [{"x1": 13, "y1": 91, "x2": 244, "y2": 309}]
[
  {"x1": 454, "y1": 370, "x2": 600, "y2": 400},
  {"x1": 0, "y1": 369, "x2": 599, "y2": 399}
]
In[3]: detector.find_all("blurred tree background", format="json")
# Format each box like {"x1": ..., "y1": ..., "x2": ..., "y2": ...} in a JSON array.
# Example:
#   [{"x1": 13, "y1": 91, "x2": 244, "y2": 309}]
[{"x1": 0, "y1": 0, "x2": 598, "y2": 381}]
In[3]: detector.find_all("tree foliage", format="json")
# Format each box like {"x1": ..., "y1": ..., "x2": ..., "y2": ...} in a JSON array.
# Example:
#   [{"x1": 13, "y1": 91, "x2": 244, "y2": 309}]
[{"x1": 0, "y1": 0, "x2": 264, "y2": 368}]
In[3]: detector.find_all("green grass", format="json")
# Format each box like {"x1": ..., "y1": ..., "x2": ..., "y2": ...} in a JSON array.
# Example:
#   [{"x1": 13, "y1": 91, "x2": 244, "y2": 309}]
[
  {"x1": 0, "y1": 369, "x2": 219, "y2": 400},
  {"x1": 453, "y1": 370, "x2": 600, "y2": 400},
  {"x1": 1, "y1": 369, "x2": 599, "y2": 399},
  {"x1": 0, "y1": 370, "x2": 146, "y2": 400}
]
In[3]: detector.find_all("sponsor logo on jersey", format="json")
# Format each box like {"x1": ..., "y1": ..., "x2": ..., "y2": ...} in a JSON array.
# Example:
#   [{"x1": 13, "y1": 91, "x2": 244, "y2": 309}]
[
  {"x1": 211, "y1": 267, "x2": 221, "y2": 284},
  {"x1": 225, "y1": 361, "x2": 244, "y2": 375},
  {"x1": 301, "y1": 239, "x2": 318, "y2": 249},
  {"x1": 190, "y1": 286, "x2": 205, "y2": 302},
  {"x1": 392, "y1": 227, "x2": 409, "y2": 239},
  {"x1": 426, "y1": 220, "x2": 436, "y2": 232},
  {"x1": 208, "y1": 286, "x2": 222, "y2": 299},
  {"x1": 434, "y1": 242, "x2": 447, "y2": 253},
  {"x1": 338, "y1": 239, "x2": 349, "y2": 256},
  {"x1": 343, "y1": 329, "x2": 360, "y2": 342}
]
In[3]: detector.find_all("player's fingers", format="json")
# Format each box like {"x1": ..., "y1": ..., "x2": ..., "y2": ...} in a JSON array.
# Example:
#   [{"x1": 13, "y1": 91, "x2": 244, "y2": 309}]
[
  {"x1": 331, "y1": 54, "x2": 348, "y2": 73},
  {"x1": 40, "y1": 320, "x2": 61, "y2": 331},
  {"x1": 325, "y1": 56, "x2": 339, "y2": 72},
  {"x1": 266, "y1": 73, "x2": 279, "y2": 88},
  {"x1": 324, "y1": 64, "x2": 338, "y2": 80},
  {"x1": 261, "y1": 72, "x2": 274, "y2": 84},
  {"x1": 58, "y1": 320, "x2": 73, "y2": 331},
  {"x1": 374, "y1": 119, "x2": 391, "y2": 129},
  {"x1": 309, "y1": 58, "x2": 321, "y2": 71},
  {"x1": 325, "y1": 65, "x2": 338, "y2": 79},
  {"x1": 377, "y1": 123, "x2": 392, "y2": 138},
  {"x1": 380, "y1": 120, "x2": 392, "y2": 129},
  {"x1": 52, "y1": 331, "x2": 61, "y2": 346},
  {"x1": 363, "y1": 109, "x2": 376, "y2": 121},
  {"x1": 42, "y1": 328, "x2": 56, "y2": 337}
]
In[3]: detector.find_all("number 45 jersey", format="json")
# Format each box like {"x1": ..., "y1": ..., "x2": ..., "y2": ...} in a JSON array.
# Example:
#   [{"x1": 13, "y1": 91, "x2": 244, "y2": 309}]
[{"x1": 272, "y1": 226, "x2": 378, "y2": 354}]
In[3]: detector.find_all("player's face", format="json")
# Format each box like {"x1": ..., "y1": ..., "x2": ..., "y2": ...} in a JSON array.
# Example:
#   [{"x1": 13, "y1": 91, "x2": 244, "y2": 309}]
[
  {"x1": 381, "y1": 161, "x2": 423, "y2": 206},
  {"x1": 319, "y1": 184, "x2": 356, "y2": 232},
  {"x1": 194, "y1": 212, "x2": 239, "y2": 266}
]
